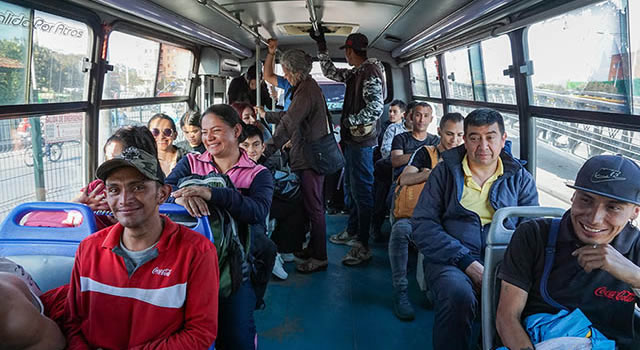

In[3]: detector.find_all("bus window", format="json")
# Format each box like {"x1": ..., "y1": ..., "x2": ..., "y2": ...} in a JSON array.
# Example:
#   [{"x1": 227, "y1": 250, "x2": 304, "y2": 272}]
[
  {"x1": 31, "y1": 11, "x2": 92, "y2": 103},
  {"x1": 424, "y1": 56, "x2": 441, "y2": 98},
  {"x1": 0, "y1": 113, "x2": 86, "y2": 220},
  {"x1": 444, "y1": 47, "x2": 473, "y2": 100},
  {"x1": 481, "y1": 35, "x2": 516, "y2": 104},
  {"x1": 426, "y1": 102, "x2": 444, "y2": 135},
  {"x1": 155, "y1": 44, "x2": 194, "y2": 97},
  {"x1": 0, "y1": 1, "x2": 29, "y2": 105},
  {"x1": 533, "y1": 118, "x2": 639, "y2": 208},
  {"x1": 528, "y1": 0, "x2": 630, "y2": 114},
  {"x1": 103, "y1": 32, "x2": 160, "y2": 99},
  {"x1": 409, "y1": 60, "x2": 428, "y2": 97},
  {"x1": 98, "y1": 102, "x2": 188, "y2": 164},
  {"x1": 629, "y1": 0, "x2": 640, "y2": 115},
  {"x1": 274, "y1": 61, "x2": 349, "y2": 111}
]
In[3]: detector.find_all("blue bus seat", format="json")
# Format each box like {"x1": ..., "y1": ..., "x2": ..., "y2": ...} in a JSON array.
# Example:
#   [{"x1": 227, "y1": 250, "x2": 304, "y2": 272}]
[
  {"x1": 481, "y1": 206, "x2": 565, "y2": 350},
  {"x1": 0, "y1": 202, "x2": 98, "y2": 292},
  {"x1": 159, "y1": 203, "x2": 213, "y2": 241}
]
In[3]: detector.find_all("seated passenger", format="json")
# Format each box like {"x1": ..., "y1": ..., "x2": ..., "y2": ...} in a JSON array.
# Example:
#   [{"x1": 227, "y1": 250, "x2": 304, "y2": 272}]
[
  {"x1": 176, "y1": 109, "x2": 206, "y2": 154},
  {"x1": 410, "y1": 108, "x2": 539, "y2": 349},
  {"x1": 497, "y1": 155, "x2": 640, "y2": 350},
  {"x1": 389, "y1": 112, "x2": 464, "y2": 321},
  {"x1": 72, "y1": 126, "x2": 158, "y2": 230},
  {"x1": 65, "y1": 146, "x2": 219, "y2": 349},
  {"x1": 390, "y1": 102, "x2": 439, "y2": 179},
  {"x1": 371, "y1": 99, "x2": 407, "y2": 241},
  {"x1": 166, "y1": 104, "x2": 274, "y2": 350},
  {"x1": 232, "y1": 101, "x2": 271, "y2": 141},
  {"x1": 380, "y1": 100, "x2": 411, "y2": 160},
  {"x1": 148, "y1": 113, "x2": 187, "y2": 177},
  {"x1": 0, "y1": 258, "x2": 65, "y2": 350}
]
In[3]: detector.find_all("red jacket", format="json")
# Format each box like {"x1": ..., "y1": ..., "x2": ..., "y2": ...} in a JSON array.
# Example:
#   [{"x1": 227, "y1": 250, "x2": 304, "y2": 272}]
[{"x1": 65, "y1": 216, "x2": 219, "y2": 350}]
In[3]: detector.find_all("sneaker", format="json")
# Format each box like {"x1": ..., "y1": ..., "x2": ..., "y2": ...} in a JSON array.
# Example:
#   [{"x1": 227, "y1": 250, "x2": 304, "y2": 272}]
[
  {"x1": 280, "y1": 253, "x2": 295, "y2": 263},
  {"x1": 272, "y1": 254, "x2": 288, "y2": 280},
  {"x1": 341, "y1": 243, "x2": 372, "y2": 266},
  {"x1": 393, "y1": 289, "x2": 415, "y2": 321},
  {"x1": 329, "y1": 230, "x2": 357, "y2": 246}
]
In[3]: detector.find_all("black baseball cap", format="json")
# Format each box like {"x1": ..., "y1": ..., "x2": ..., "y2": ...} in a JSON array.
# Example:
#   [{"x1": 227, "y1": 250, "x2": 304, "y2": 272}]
[
  {"x1": 96, "y1": 147, "x2": 165, "y2": 183},
  {"x1": 339, "y1": 33, "x2": 368, "y2": 51},
  {"x1": 567, "y1": 154, "x2": 640, "y2": 206}
]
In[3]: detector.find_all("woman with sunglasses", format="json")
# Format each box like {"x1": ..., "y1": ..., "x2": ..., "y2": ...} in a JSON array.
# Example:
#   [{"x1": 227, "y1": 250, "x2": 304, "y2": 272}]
[
  {"x1": 165, "y1": 104, "x2": 274, "y2": 350},
  {"x1": 148, "y1": 113, "x2": 187, "y2": 176}
]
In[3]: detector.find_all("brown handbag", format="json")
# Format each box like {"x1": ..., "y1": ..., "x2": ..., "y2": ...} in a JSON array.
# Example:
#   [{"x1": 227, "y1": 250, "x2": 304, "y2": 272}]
[{"x1": 393, "y1": 145, "x2": 439, "y2": 219}]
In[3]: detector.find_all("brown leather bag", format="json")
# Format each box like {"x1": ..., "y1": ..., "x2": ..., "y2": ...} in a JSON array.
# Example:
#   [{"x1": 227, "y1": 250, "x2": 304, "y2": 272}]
[{"x1": 393, "y1": 145, "x2": 439, "y2": 219}]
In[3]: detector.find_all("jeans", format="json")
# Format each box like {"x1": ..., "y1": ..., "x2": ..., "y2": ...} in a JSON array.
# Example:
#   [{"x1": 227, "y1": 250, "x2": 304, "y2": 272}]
[
  {"x1": 299, "y1": 169, "x2": 327, "y2": 260},
  {"x1": 343, "y1": 144, "x2": 375, "y2": 247},
  {"x1": 424, "y1": 263, "x2": 478, "y2": 350},
  {"x1": 388, "y1": 218, "x2": 412, "y2": 291},
  {"x1": 372, "y1": 158, "x2": 393, "y2": 237},
  {"x1": 217, "y1": 280, "x2": 257, "y2": 350}
]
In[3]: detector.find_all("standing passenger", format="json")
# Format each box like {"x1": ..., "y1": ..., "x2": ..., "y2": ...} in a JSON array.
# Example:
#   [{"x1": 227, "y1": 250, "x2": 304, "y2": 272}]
[
  {"x1": 255, "y1": 49, "x2": 330, "y2": 273},
  {"x1": 310, "y1": 28, "x2": 385, "y2": 265},
  {"x1": 410, "y1": 108, "x2": 539, "y2": 349},
  {"x1": 263, "y1": 38, "x2": 293, "y2": 111}
]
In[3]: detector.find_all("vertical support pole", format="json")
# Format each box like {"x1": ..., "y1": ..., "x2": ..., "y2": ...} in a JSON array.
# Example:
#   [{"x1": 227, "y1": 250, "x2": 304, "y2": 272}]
[
  {"x1": 436, "y1": 53, "x2": 450, "y2": 113},
  {"x1": 509, "y1": 28, "x2": 536, "y2": 177},
  {"x1": 255, "y1": 31, "x2": 261, "y2": 108},
  {"x1": 30, "y1": 117, "x2": 46, "y2": 201}
]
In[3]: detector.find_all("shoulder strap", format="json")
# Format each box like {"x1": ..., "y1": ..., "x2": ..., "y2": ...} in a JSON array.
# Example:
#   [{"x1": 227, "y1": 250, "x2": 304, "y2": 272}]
[
  {"x1": 425, "y1": 145, "x2": 439, "y2": 169},
  {"x1": 540, "y1": 218, "x2": 568, "y2": 311}
]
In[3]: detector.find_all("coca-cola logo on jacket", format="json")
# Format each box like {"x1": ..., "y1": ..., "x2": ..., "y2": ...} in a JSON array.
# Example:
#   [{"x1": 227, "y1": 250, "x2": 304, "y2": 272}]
[{"x1": 594, "y1": 286, "x2": 636, "y2": 303}]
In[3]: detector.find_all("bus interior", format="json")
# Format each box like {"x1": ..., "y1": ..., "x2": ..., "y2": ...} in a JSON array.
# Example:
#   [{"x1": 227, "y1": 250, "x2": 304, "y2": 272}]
[{"x1": 1, "y1": 0, "x2": 640, "y2": 349}]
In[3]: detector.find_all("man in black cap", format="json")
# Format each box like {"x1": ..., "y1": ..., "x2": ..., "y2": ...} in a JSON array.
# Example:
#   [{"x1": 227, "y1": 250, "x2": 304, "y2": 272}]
[
  {"x1": 65, "y1": 147, "x2": 219, "y2": 349},
  {"x1": 497, "y1": 154, "x2": 640, "y2": 350},
  {"x1": 310, "y1": 28, "x2": 385, "y2": 266}
]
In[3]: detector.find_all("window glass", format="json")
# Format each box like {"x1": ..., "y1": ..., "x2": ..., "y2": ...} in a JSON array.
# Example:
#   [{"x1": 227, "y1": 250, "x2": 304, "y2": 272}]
[
  {"x1": 30, "y1": 11, "x2": 91, "y2": 103},
  {"x1": 444, "y1": 47, "x2": 473, "y2": 100},
  {"x1": 629, "y1": 0, "x2": 640, "y2": 115},
  {"x1": 410, "y1": 60, "x2": 428, "y2": 97},
  {"x1": 98, "y1": 102, "x2": 187, "y2": 163},
  {"x1": 533, "y1": 118, "x2": 640, "y2": 208},
  {"x1": 481, "y1": 35, "x2": 516, "y2": 104},
  {"x1": 0, "y1": 113, "x2": 86, "y2": 220},
  {"x1": 104, "y1": 32, "x2": 160, "y2": 99},
  {"x1": 0, "y1": 1, "x2": 29, "y2": 105},
  {"x1": 449, "y1": 105, "x2": 519, "y2": 158},
  {"x1": 424, "y1": 56, "x2": 441, "y2": 98},
  {"x1": 426, "y1": 102, "x2": 444, "y2": 135},
  {"x1": 273, "y1": 62, "x2": 351, "y2": 111},
  {"x1": 156, "y1": 44, "x2": 193, "y2": 97},
  {"x1": 528, "y1": 1, "x2": 630, "y2": 114}
]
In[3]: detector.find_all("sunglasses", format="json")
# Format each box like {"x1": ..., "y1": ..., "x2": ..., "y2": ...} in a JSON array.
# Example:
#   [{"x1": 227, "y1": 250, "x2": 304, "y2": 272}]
[{"x1": 151, "y1": 128, "x2": 174, "y2": 137}]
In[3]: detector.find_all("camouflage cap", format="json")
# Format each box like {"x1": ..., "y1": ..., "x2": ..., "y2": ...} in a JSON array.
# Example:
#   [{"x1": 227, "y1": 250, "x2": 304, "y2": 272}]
[{"x1": 96, "y1": 146, "x2": 165, "y2": 183}]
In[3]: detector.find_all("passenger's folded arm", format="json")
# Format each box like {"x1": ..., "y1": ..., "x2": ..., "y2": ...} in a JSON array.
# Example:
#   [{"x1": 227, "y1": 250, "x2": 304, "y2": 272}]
[
  {"x1": 496, "y1": 281, "x2": 534, "y2": 350},
  {"x1": 130, "y1": 249, "x2": 220, "y2": 350},
  {"x1": 207, "y1": 169, "x2": 274, "y2": 224},
  {"x1": 410, "y1": 166, "x2": 472, "y2": 269}
]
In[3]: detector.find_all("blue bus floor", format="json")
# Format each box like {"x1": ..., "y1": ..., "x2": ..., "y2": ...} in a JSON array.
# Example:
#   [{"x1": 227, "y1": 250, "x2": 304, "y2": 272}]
[{"x1": 255, "y1": 214, "x2": 435, "y2": 350}]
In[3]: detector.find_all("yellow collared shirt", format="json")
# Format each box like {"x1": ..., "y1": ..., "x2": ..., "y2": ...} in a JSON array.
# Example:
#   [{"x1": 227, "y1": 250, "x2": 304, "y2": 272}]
[{"x1": 460, "y1": 155, "x2": 504, "y2": 226}]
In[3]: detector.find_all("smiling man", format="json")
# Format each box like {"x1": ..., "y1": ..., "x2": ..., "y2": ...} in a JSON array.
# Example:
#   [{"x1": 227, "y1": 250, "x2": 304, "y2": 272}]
[
  {"x1": 64, "y1": 147, "x2": 219, "y2": 350},
  {"x1": 497, "y1": 155, "x2": 640, "y2": 350},
  {"x1": 410, "y1": 108, "x2": 539, "y2": 349}
]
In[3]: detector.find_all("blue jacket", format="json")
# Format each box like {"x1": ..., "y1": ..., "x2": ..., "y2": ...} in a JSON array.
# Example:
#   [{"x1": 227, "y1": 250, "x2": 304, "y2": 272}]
[{"x1": 410, "y1": 145, "x2": 539, "y2": 270}]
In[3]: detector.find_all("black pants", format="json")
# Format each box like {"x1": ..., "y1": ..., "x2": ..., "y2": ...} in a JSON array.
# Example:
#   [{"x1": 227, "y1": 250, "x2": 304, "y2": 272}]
[
  {"x1": 270, "y1": 195, "x2": 308, "y2": 254},
  {"x1": 372, "y1": 157, "x2": 392, "y2": 237}
]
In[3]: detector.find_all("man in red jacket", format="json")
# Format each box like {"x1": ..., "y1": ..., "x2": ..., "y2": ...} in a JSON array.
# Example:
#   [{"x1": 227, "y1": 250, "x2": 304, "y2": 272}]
[{"x1": 65, "y1": 146, "x2": 219, "y2": 350}]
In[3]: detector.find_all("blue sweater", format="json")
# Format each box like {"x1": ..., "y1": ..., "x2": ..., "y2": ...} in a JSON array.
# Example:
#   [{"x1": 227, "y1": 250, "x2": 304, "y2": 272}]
[{"x1": 410, "y1": 144, "x2": 539, "y2": 270}]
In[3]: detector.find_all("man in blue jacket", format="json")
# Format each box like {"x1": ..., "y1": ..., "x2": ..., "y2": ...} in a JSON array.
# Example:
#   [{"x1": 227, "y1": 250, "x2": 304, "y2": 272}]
[{"x1": 410, "y1": 108, "x2": 539, "y2": 349}]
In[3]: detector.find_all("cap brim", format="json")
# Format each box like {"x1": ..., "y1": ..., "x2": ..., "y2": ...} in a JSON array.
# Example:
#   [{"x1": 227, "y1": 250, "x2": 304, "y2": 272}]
[
  {"x1": 339, "y1": 44, "x2": 348, "y2": 49},
  {"x1": 96, "y1": 159, "x2": 134, "y2": 181},
  {"x1": 566, "y1": 183, "x2": 640, "y2": 206}
]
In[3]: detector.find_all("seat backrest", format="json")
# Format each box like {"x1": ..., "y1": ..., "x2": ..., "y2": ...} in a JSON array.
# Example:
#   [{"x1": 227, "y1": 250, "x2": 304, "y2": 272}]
[
  {"x1": 159, "y1": 203, "x2": 213, "y2": 241},
  {"x1": 481, "y1": 206, "x2": 565, "y2": 350},
  {"x1": 0, "y1": 202, "x2": 98, "y2": 292}
]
